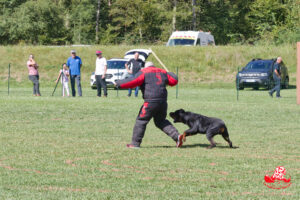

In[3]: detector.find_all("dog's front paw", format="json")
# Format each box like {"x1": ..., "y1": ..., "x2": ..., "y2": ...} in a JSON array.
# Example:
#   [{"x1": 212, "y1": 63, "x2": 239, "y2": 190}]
[{"x1": 182, "y1": 133, "x2": 186, "y2": 142}]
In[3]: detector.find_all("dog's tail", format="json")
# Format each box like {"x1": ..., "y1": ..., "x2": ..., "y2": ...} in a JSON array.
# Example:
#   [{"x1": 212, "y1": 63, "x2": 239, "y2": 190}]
[{"x1": 221, "y1": 126, "x2": 233, "y2": 148}]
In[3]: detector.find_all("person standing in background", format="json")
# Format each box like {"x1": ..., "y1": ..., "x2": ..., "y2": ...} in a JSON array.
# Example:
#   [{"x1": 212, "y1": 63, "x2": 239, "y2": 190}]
[
  {"x1": 125, "y1": 52, "x2": 143, "y2": 97},
  {"x1": 55, "y1": 63, "x2": 70, "y2": 97},
  {"x1": 27, "y1": 54, "x2": 41, "y2": 96},
  {"x1": 269, "y1": 57, "x2": 282, "y2": 98},
  {"x1": 95, "y1": 50, "x2": 108, "y2": 97},
  {"x1": 67, "y1": 50, "x2": 82, "y2": 97}
]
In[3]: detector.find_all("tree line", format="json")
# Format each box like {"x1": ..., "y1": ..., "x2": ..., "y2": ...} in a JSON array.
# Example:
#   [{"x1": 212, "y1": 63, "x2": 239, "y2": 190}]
[{"x1": 0, "y1": 0, "x2": 299, "y2": 45}]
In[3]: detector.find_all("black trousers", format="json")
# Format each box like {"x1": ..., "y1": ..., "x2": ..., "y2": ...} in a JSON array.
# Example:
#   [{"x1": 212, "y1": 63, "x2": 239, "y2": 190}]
[
  {"x1": 28, "y1": 75, "x2": 40, "y2": 95},
  {"x1": 131, "y1": 101, "x2": 179, "y2": 147},
  {"x1": 95, "y1": 75, "x2": 107, "y2": 97}
]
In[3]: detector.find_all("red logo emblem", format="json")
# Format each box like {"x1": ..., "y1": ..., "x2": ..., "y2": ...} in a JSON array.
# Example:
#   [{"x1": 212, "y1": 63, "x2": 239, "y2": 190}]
[
  {"x1": 155, "y1": 73, "x2": 162, "y2": 85},
  {"x1": 139, "y1": 102, "x2": 149, "y2": 118},
  {"x1": 264, "y1": 166, "x2": 291, "y2": 189}
]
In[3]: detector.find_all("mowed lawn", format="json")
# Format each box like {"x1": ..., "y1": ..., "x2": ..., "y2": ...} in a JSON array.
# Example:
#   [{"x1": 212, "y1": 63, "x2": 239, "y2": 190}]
[{"x1": 0, "y1": 86, "x2": 299, "y2": 199}]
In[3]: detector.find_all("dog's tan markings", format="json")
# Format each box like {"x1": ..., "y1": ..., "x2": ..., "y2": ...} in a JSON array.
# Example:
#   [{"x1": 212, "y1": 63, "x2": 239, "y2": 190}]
[
  {"x1": 183, "y1": 132, "x2": 187, "y2": 142},
  {"x1": 219, "y1": 127, "x2": 225, "y2": 133}
]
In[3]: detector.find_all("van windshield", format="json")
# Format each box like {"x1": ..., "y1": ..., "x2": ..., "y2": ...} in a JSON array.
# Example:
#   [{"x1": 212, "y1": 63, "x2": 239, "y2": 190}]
[
  {"x1": 167, "y1": 39, "x2": 195, "y2": 46},
  {"x1": 107, "y1": 60, "x2": 126, "y2": 69}
]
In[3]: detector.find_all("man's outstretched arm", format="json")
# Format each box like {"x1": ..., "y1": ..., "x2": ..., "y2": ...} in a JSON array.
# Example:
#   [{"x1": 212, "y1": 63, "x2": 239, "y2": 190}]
[{"x1": 116, "y1": 71, "x2": 145, "y2": 89}]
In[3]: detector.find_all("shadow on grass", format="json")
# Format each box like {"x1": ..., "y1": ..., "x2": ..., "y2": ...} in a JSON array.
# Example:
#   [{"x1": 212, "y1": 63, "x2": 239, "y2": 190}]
[
  {"x1": 242, "y1": 84, "x2": 296, "y2": 91},
  {"x1": 145, "y1": 143, "x2": 239, "y2": 149}
]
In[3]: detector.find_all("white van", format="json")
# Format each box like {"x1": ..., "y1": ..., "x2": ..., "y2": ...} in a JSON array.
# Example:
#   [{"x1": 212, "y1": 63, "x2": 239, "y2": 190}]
[{"x1": 166, "y1": 31, "x2": 215, "y2": 46}]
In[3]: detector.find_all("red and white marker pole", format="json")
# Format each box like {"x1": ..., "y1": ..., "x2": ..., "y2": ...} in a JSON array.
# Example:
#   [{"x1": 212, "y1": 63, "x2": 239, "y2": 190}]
[{"x1": 297, "y1": 42, "x2": 300, "y2": 105}]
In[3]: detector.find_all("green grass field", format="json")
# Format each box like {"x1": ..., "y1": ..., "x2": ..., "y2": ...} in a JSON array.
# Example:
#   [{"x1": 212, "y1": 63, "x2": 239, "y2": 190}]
[
  {"x1": 0, "y1": 44, "x2": 297, "y2": 87},
  {"x1": 0, "y1": 86, "x2": 299, "y2": 199}
]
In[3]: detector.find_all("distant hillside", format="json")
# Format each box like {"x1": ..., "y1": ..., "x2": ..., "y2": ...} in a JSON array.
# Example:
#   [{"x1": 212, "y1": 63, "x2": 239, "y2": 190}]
[{"x1": 0, "y1": 45, "x2": 297, "y2": 88}]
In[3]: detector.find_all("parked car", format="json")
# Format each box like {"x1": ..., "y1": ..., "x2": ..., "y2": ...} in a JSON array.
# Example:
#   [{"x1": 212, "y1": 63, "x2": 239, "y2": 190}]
[
  {"x1": 90, "y1": 58, "x2": 127, "y2": 89},
  {"x1": 90, "y1": 49, "x2": 152, "y2": 89},
  {"x1": 236, "y1": 58, "x2": 289, "y2": 90}
]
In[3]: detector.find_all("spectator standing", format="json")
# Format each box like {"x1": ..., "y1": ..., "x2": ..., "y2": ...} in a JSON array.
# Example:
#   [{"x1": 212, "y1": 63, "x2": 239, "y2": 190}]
[
  {"x1": 95, "y1": 50, "x2": 108, "y2": 97},
  {"x1": 125, "y1": 52, "x2": 143, "y2": 97},
  {"x1": 55, "y1": 63, "x2": 70, "y2": 97},
  {"x1": 269, "y1": 57, "x2": 282, "y2": 98},
  {"x1": 67, "y1": 50, "x2": 82, "y2": 97},
  {"x1": 116, "y1": 61, "x2": 184, "y2": 148},
  {"x1": 27, "y1": 54, "x2": 41, "y2": 96}
]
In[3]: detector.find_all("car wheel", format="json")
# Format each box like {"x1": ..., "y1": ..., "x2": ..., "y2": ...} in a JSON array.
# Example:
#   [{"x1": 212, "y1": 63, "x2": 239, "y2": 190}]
[
  {"x1": 283, "y1": 77, "x2": 289, "y2": 89},
  {"x1": 236, "y1": 82, "x2": 243, "y2": 90}
]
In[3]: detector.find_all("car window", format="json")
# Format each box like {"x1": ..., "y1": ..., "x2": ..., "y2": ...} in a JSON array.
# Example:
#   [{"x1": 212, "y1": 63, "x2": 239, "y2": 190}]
[
  {"x1": 244, "y1": 61, "x2": 272, "y2": 70},
  {"x1": 107, "y1": 61, "x2": 126, "y2": 69}
]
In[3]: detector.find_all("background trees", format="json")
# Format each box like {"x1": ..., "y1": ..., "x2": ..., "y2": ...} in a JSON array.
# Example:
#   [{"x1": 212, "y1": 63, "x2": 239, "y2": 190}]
[{"x1": 0, "y1": 0, "x2": 298, "y2": 45}]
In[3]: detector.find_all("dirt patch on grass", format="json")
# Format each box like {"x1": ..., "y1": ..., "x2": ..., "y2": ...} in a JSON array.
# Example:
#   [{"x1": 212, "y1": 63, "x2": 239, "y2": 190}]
[{"x1": 0, "y1": 160, "x2": 59, "y2": 176}]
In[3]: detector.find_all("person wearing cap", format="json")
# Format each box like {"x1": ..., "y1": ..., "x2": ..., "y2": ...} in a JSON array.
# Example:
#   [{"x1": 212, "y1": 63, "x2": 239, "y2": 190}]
[
  {"x1": 95, "y1": 50, "x2": 107, "y2": 97},
  {"x1": 27, "y1": 54, "x2": 41, "y2": 96},
  {"x1": 125, "y1": 52, "x2": 143, "y2": 97},
  {"x1": 67, "y1": 50, "x2": 82, "y2": 97},
  {"x1": 115, "y1": 61, "x2": 184, "y2": 148},
  {"x1": 269, "y1": 57, "x2": 282, "y2": 98}
]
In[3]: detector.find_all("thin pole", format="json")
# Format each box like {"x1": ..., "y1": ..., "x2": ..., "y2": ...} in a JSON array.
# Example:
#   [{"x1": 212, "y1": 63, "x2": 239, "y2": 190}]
[
  {"x1": 61, "y1": 64, "x2": 64, "y2": 96},
  {"x1": 237, "y1": 67, "x2": 239, "y2": 101},
  {"x1": 176, "y1": 66, "x2": 178, "y2": 99},
  {"x1": 117, "y1": 68, "x2": 119, "y2": 97},
  {"x1": 8, "y1": 63, "x2": 10, "y2": 95},
  {"x1": 297, "y1": 42, "x2": 300, "y2": 105}
]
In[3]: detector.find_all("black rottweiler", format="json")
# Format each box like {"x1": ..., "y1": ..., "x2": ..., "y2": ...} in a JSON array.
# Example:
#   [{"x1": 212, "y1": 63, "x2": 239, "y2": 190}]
[{"x1": 169, "y1": 109, "x2": 233, "y2": 149}]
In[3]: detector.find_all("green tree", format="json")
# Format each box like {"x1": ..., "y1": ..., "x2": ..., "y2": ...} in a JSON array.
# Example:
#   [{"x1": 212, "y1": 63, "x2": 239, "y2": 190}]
[
  {"x1": 109, "y1": 0, "x2": 165, "y2": 44},
  {"x1": 246, "y1": 0, "x2": 300, "y2": 44},
  {"x1": 6, "y1": 0, "x2": 67, "y2": 44}
]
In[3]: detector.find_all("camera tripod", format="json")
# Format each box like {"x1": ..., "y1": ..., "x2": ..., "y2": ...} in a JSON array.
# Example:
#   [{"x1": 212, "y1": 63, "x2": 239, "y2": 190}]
[{"x1": 51, "y1": 65, "x2": 65, "y2": 96}]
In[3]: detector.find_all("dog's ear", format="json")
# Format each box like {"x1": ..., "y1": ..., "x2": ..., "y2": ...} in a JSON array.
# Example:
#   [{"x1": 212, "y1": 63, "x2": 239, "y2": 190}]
[{"x1": 179, "y1": 108, "x2": 185, "y2": 113}]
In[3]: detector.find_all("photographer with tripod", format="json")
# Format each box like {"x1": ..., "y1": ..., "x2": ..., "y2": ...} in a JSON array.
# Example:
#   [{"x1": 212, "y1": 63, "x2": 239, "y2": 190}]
[{"x1": 55, "y1": 63, "x2": 70, "y2": 97}]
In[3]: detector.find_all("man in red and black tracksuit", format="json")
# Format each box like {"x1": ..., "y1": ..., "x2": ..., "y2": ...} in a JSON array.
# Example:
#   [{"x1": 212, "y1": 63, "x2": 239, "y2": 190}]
[{"x1": 116, "y1": 62, "x2": 184, "y2": 148}]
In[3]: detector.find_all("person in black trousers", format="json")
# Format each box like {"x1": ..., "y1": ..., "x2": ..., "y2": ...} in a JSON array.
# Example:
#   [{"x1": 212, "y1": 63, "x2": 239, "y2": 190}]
[
  {"x1": 95, "y1": 50, "x2": 107, "y2": 97},
  {"x1": 116, "y1": 62, "x2": 184, "y2": 148}
]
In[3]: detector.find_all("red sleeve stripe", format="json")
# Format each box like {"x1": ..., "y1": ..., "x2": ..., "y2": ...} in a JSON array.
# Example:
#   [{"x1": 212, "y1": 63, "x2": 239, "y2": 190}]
[
  {"x1": 118, "y1": 71, "x2": 145, "y2": 89},
  {"x1": 167, "y1": 72, "x2": 178, "y2": 86}
]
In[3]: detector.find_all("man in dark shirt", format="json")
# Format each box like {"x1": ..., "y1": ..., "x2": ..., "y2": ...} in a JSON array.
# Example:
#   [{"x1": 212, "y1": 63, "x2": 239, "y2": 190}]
[
  {"x1": 269, "y1": 57, "x2": 282, "y2": 98},
  {"x1": 116, "y1": 61, "x2": 184, "y2": 148},
  {"x1": 125, "y1": 52, "x2": 143, "y2": 97}
]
